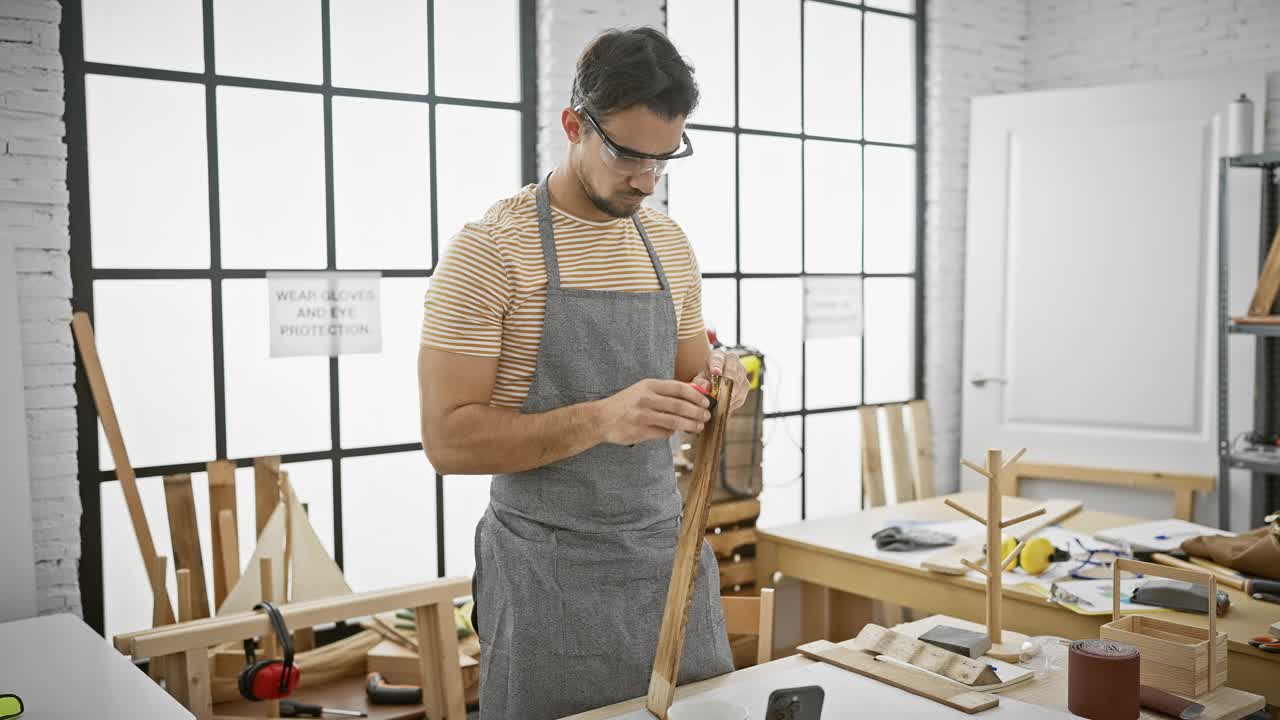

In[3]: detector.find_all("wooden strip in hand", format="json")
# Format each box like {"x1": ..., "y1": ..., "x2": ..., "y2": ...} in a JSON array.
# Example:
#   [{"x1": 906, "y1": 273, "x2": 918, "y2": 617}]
[
  {"x1": 206, "y1": 460, "x2": 237, "y2": 609},
  {"x1": 254, "y1": 456, "x2": 281, "y2": 539},
  {"x1": 883, "y1": 404, "x2": 915, "y2": 504},
  {"x1": 646, "y1": 377, "x2": 734, "y2": 720},
  {"x1": 859, "y1": 406, "x2": 885, "y2": 508},
  {"x1": 164, "y1": 473, "x2": 211, "y2": 619},
  {"x1": 1248, "y1": 225, "x2": 1280, "y2": 315},
  {"x1": 71, "y1": 312, "x2": 174, "y2": 626},
  {"x1": 798, "y1": 639, "x2": 998, "y2": 714}
]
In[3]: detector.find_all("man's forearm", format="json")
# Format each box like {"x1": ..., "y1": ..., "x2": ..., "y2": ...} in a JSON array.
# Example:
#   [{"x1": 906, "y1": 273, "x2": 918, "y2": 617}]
[{"x1": 424, "y1": 400, "x2": 606, "y2": 475}]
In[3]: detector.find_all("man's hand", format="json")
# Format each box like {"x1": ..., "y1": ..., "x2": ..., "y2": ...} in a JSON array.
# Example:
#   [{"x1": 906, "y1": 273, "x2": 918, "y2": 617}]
[
  {"x1": 598, "y1": 379, "x2": 713, "y2": 445},
  {"x1": 691, "y1": 350, "x2": 750, "y2": 413}
]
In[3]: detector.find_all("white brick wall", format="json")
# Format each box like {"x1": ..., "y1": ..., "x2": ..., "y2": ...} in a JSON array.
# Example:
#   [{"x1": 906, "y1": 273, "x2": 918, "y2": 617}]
[
  {"x1": 0, "y1": 0, "x2": 78, "y2": 616},
  {"x1": 925, "y1": 0, "x2": 1029, "y2": 493},
  {"x1": 926, "y1": 0, "x2": 1280, "y2": 494}
]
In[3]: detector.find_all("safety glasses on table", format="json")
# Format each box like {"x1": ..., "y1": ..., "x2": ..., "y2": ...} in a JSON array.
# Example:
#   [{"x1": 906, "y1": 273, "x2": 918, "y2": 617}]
[
  {"x1": 1067, "y1": 538, "x2": 1137, "y2": 580},
  {"x1": 575, "y1": 105, "x2": 693, "y2": 178}
]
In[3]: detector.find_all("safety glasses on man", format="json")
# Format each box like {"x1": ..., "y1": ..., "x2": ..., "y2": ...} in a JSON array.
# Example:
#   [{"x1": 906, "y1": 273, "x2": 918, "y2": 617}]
[{"x1": 575, "y1": 105, "x2": 694, "y2": 178}]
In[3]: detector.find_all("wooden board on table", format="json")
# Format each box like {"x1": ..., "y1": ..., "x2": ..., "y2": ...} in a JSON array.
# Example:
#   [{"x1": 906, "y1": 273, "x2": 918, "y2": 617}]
[
  {"x1": 797, "y1": 639, "x2": 997, "y2": 714},
  {"x1": 207, "y1": 460, "x2": 237, "y2": 609},
  {"x1": 852, "y1": 624, "x2": 998, "y2": 686},
  {"x1": 921, "y1": 498, "x2": 1082, "y2": 575},
  {"x1": 164, "y1": 473, "x2": 211, "y2": 619},
  {"x1": 646, "y1": 378, "x2": 734, "y2": 720}
]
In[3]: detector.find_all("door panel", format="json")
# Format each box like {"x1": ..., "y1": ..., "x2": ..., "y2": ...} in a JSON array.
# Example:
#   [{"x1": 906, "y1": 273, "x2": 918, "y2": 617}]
[{"x1": 962, "y1": 72, "x2": 1265, "y2": 529}]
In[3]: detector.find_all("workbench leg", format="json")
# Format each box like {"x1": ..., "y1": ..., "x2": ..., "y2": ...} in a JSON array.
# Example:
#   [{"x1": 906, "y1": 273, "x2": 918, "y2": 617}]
[
  {"x1": 416, "y1": 602, "x2": 466, "y2": 719},
  {"x1": 799, "y1": 581, "x2": 830, "y2": 648},
  {"x1": 828, "y1": 590, "x2": 874, "y2": 642},
  {"x1": 754, "y1": 540, "x2": 778, "y2": 589}
]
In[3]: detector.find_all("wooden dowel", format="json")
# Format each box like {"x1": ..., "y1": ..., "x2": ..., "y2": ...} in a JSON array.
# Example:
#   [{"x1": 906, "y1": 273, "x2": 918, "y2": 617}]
[
  {"x1": 943, "y1": 498, "x2": 987, "y2": 526},
  {"x1": 1000, "y1": 448, "x2": 1027, "y2": 473},
  {"x1": 960, "y1": 558, "x2": 990, "y2": 577},
  {"x1": 961, "y1": 459, "x2": 992, "y2": 480},
  {"x1": 217, "y1": 509, "x2": 240, "y2": 610},
  {"x1": 999, "y1": 507, "x2": 1046, "y2": 529},
  {"x1": 1000, "y1": 538, "x2": 1028, "y2": 572},
  {"x1": 259, "y1": 557, "x2": 279, "y2": 718},
  {"x1": 177, "y1": 569, "x2": 193, "y2": 623}
]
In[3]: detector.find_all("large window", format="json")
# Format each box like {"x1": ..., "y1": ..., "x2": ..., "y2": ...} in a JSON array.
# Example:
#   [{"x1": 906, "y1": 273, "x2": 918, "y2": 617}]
[
  {"x1": 66, "y1": 0, "x2": 536, "y2": 637},
  {"x1": 667, "y1": 0, "x2": 924, "y2": 526}
]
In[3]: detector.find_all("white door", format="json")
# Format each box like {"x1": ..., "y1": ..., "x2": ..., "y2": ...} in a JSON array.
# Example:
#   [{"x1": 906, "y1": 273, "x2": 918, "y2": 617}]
[{"x1": 962, "y1": 72, "x2": 1266, "y2": 530}]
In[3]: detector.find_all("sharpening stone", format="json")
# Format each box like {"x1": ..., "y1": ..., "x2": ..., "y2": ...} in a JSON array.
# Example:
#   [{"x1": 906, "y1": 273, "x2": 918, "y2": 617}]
[{"x1": 919, "y1": 625, "x2": 992, "y2": 659}]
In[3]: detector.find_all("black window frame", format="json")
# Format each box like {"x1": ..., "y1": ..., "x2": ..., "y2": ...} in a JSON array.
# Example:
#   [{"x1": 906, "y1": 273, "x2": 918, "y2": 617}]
[{"x1": 64, "y1": 0, "x2": 539, "y2": 635}]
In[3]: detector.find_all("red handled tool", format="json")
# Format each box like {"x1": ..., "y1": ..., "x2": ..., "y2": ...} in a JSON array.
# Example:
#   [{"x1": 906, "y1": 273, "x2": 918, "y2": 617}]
[{"x1": 689, "y1": 382, "x2": 717, "y2": 413}]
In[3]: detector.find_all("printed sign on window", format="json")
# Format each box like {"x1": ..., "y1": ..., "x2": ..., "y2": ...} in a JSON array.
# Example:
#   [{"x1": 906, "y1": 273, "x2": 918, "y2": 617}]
[{"x1": 268, "y1": 272, "x2": 382, "y2": 358}]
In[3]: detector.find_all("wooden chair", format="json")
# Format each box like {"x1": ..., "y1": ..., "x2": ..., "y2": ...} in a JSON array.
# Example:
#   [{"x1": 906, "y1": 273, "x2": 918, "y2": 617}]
[
  {"x1": 1004, "y1": 462, "x2": 1214, "y2": 521},
  {"x1": 721, "y1": 587, "x2": 775, "y2": 665},
  {"x1": 860, "y1": 399, "x2": 935, "y2": 507}
]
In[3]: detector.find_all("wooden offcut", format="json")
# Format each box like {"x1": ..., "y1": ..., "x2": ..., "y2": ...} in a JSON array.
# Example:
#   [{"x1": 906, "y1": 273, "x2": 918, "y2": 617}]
[
  {"x1": 859, "y1": 406, "x2": 885, "y2": 507},
  {"x1": 216, "y1": 509, "x2": 240, "y2": 609},
  {"x1": 797, "y1": 639, "x2": 998, "y2": 714},
  {"x1": 853, "y1": 624, "x2": 999, "y2": 686},
  {"x1": 907, "y1": 400, "x2": 935, "y2": 499},
  {"x1": 207, "y1": 460, "x2": 237, "y2": 608},
  {"x1": 645, "y1": 376, "x2": 734, "y2": 720},
  {"x1": 254, "y1": 456, "x2": 281, "y2": 539},
  {"x1": 70, "y1": 312, "x2": 175, "y2": 626},
  {"x1": 1248, "y1": 225, "x2": 1280, "y2": 316},
  {"x1": 884, "y1": 404, "x2": 915, "y2": 504},
  {"x1": 164, "y1": 474, "x2": 211, "y2": 619}
]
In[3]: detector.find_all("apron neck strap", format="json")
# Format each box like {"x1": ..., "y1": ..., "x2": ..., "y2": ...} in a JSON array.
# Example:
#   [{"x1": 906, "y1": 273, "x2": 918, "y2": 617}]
[{"x1": 535, "y1": 174, "x2": 671, "y2": 293}]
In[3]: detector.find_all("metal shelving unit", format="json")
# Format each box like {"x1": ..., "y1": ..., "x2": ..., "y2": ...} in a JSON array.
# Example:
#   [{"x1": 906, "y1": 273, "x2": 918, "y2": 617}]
[{"x1": 1217, "y1": 152, "x2": 1280, "y2": 528}]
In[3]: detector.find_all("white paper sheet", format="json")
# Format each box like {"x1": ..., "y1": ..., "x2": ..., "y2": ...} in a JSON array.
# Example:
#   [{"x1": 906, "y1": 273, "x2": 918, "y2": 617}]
[{"x1": 1094, "y1": 518, "x2": 1234, "y2": 553}]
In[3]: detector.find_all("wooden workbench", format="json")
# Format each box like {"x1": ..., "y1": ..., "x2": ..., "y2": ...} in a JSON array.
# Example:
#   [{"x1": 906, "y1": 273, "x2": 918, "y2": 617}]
[
  {"x1": 566, "y1": 613, "x2": 1264, "y2": 719},
  {"x1": 754, "y1": 492, "x2": 1280, "y2": 709}
]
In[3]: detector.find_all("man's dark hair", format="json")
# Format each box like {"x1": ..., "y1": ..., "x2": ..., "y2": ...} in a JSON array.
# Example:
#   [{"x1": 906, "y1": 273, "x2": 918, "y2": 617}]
[{"x1": 570, "y1": 27, "x2": 699, "y2": 120}]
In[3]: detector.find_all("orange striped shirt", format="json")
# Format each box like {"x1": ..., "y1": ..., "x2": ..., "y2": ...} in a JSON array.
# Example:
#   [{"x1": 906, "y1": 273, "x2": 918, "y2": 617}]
[{"x1": 421, "y1": 184, "x2": 704, "y2": 409}]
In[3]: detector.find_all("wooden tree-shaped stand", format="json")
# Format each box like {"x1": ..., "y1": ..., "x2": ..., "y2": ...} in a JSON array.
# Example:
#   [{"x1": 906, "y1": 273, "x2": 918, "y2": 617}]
[{"x1": 947, "y1": 448, "x2": 1043, "y2": 662}]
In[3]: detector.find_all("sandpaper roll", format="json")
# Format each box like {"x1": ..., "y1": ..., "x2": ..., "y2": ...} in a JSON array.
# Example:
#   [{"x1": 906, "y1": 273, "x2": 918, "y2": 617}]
[{"x1": 1068, "y1": 640, "x2": 1140, "y2": 720}]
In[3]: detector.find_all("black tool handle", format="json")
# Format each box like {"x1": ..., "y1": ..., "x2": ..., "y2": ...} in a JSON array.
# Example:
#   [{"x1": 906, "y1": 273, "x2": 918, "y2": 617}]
[
  {"x1": 366, "y1": 673, "x2": 423, "y2": 705},
  {"x1": 279, "y1": 700, "x2": 322, "y2": 718},
  {"x1": 1244, "y1": 578, "x2": 1280, "y2": 596}
]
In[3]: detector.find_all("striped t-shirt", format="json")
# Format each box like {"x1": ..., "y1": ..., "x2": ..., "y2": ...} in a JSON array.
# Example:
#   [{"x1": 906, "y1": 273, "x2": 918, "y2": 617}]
[{"x1": 421, "y1": 184, "x2": 705, "y2": 409}]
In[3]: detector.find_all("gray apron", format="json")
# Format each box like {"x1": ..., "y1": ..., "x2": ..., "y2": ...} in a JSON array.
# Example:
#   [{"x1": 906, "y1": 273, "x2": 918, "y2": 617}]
[{"x1": 472, "y1": 178, "x2": 734, "y2": 719}]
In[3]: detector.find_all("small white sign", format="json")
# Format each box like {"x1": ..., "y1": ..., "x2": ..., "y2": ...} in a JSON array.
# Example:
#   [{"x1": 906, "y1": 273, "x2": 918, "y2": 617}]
[
  {"x1": 803, "y1": 276, "x2": 863, "y2": 340},
  {"x1": 268, "y1": 272, "x2": 382, "y2": 358}
]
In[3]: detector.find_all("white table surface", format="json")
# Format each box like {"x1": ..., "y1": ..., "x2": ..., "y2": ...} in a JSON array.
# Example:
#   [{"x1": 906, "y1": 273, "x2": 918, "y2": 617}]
[{"x1": 0, "y1": 613, "x2": 192, "y2": 719}]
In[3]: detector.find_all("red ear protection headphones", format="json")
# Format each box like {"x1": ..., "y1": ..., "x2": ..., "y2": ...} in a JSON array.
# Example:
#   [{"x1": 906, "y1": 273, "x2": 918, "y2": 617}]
[{"x1": 238, "y1": 601, "x2": 301, "y2": 701}]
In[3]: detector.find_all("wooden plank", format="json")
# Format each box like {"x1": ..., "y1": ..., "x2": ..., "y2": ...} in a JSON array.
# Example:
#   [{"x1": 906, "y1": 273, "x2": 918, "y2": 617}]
[
  {"x1": 1248, "y1": 225, "x2": 1280, "y2": 315},
  {"x1": 254, "y1": 456, "x2": 281, "y2": 539},
  {"x1": 797, "y1": 639, "x2": 998, "y2": 714},
  {"x1": 705, "y1": 527, "x2": 755, "y2": 558},
  {"x1": 415, "y1": 602, "x2": 466, "y2": 719},
  {"x1": 1012, "y1": 461, "x2": 1214, "y2": 493},
  {"x1": 720, "y1": 596, "x2": 760, "y2": 637},
  {"x1": 646, "y1": 377, "x2": 734, "y2": 720},
  {"x1": 756, "y1": 588, "x2": 775, "y2": 665},
  {"x1": 260, "y1": 557, "x2": 279, "y2": 719},
  {"x1": 148, "y1": 555, "x2": 169, "y2": 683},
  {"x1": 1173, "y1": 489, "x2": 1194, "y2": 522},
  {"x1": 177, "y1": 569, "x2": 194, "y2": 622},
  {"x1": 182, "y1": 647, "x2": 213, "y2": 720},
  {"x1": 71, "y1": 312, "x2": 175, "y2": 626},
  {"x1": 706, "y1": 497, "x2": 760, "y2": 528},
  {"x1": 852, "y1": 624, "x2": 999, "y2": 686},
  {"x1": 123, "y1": 578, "x2": 471, "y2": 659},
  {"x1": 718, "y1": 559, "x2": 755, "y2": 589},
  {"x1": 216, "y1": 509, "x2": 240, "y2": 610},
  {"x1": 164, "y1": 473, "x2": 211, "y2": 619},
  {"x1": 859, "y1": 406, "x2": 885, "y2": 508},
  {"x1": 883, "y1": 404, "x2": 915, "y2": 504},
  {"x1": 206, "y1": 460, "x2": 237, "y2": 609},
  {"x1": 906, "y1": 400, "x2": 935, "y2": 499}
]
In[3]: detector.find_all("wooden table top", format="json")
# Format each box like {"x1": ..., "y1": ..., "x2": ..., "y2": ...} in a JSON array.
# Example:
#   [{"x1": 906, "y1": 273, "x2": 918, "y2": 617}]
[{"x1": 756, "y1": 492, "x2": 1280, "y2": 661}]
